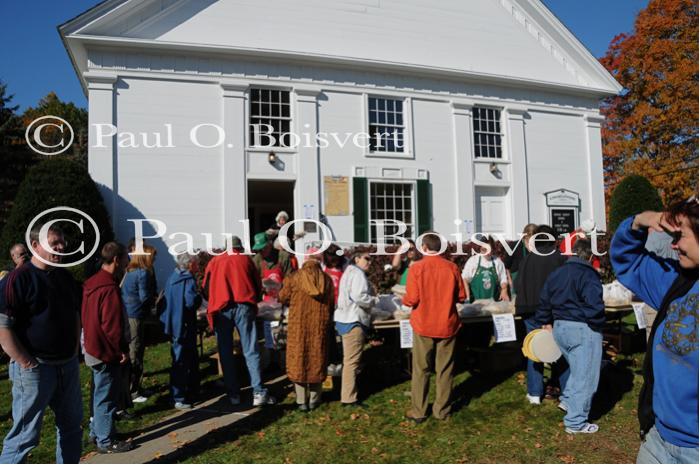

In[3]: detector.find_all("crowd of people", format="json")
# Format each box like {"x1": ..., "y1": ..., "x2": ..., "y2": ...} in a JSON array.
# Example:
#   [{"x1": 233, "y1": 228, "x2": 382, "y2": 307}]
[{"x1": 0, "y1": 201, "x2": 698, "y2": 462}]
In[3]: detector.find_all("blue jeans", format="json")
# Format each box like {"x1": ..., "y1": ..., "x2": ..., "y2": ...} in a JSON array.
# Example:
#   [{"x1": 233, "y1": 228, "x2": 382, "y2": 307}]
[
  {"x1": 90, "y1": 362, "x2": 121, "y2": 448},
  {"x1": 637, "y1": 426, "x2": 699, "y2": 464},
  {"x1": 0, "y1": 357, "x2": 82, "y2": 464},
  {"x1": 214, "y1": 304, "x2": 266, "y2": 397},
  {"x1": 553, "y1": 320, "x2": 602, "y2": 429},
  {"x1": 523, "y1": 316, "x2": 544, "y2": 396},
  {"x1": 171, "y1": 324, "x2": 200, "y2": 403}
]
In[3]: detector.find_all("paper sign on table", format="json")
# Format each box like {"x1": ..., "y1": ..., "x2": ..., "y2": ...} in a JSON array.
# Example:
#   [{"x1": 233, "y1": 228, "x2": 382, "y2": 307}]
[
  {"x1": 632, "y1": 302, "x2": 647, "y2": 330},
  {"x1": 399, "y1": 319, "x2": 413, "y2": 349},
  {"x1": 492, "y1": 313, "x2": 517, "y2": 343}
]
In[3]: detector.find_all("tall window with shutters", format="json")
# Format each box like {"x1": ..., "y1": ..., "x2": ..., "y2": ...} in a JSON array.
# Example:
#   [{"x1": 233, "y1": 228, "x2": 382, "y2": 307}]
[
  {"x1": 353, "y1": 177, "x2": 431, "y2": 244},
  {"x1": 368, "y1": 181, "x2": 415, "y2": 243}
]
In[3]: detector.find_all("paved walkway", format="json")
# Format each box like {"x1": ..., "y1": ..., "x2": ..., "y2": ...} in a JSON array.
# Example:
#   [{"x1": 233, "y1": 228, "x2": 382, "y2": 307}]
[{"x1": 81, "y1": 375, "x2": 287, "y2": 463}]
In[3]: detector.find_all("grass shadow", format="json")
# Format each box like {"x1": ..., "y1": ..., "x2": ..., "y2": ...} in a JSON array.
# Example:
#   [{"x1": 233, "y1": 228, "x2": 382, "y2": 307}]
[
  {"x1": 589, "y1": 358, "x2": 636, "y2": 422},
  {"x1": 451, "y1": 370, "x2": 514, "y2": 413}
]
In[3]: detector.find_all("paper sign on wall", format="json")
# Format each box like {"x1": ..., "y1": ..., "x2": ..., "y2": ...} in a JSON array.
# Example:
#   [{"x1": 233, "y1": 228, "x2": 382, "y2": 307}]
[
  {"x1": 324, "y1": 176, "x2": 350, "y2": 216},
  {"x1": 399, "y1": 320, "x2": 413, "y2": 349},
  {"x1": 632, "y1": 302, "x2": 647, "y2": 330},
  {"x1": 492, "y1": 313, "x2": 517, "y2": 343}
]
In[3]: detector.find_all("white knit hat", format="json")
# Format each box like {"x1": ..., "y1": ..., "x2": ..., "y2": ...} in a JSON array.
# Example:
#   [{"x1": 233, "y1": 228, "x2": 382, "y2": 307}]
[{"x1": 580, "y1": 219, "x2": 596, "y2": 234}]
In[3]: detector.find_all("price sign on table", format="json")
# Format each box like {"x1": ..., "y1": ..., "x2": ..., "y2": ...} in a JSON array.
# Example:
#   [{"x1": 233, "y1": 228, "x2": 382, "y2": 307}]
[
  {"x1": 632, "y1": 302, "x2": 647, "y2": 329},
  {"x1": 399, "y1": 320, "x2": 413, "y2": 348},
  {"x1": 492, "y1": 314, "x2": 517, "y2": 343}
]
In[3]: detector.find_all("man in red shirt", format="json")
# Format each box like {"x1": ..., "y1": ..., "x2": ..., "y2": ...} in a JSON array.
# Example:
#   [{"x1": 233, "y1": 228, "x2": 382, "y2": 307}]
[
  {"x1": 203, "y1": 236, "x2": 275, "y2": 407},
  {"x1": 82, "y1": 242, "x2": 133, "y2": 454},
  {"x1": 403, "y1": 232, "x2": 467, "y2": 422}
]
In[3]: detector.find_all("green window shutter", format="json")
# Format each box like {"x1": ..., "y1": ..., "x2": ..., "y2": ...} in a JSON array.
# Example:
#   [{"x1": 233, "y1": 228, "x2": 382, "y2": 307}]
[
  {"x1": 416, "y1": 179, "x2": 432, "y2": 235},
  {"x1": 353, "y1": 177, "x2": 369, "y2": 242}
]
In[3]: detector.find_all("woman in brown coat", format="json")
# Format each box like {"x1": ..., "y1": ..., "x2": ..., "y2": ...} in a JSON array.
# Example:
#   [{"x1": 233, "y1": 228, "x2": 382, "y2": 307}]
[{"x1": 279, "y1": 252, "x2": 335, "y2": 411}]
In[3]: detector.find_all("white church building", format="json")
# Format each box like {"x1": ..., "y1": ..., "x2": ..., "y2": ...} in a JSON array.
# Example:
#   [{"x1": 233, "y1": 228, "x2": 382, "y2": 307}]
[{"x1": 60, "y1": 0, "x2": 621, "y2": 278}]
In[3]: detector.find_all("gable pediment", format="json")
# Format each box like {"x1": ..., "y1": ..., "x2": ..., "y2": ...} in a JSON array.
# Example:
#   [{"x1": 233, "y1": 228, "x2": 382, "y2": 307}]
[{"x1": 61, "y1": 0, "x2": 621, "y2": 95}]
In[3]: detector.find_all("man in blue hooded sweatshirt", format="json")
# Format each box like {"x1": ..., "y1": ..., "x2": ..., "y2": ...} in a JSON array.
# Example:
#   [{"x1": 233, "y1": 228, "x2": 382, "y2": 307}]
[
  {"x1": 161, "y1": 253, "x2": 202, "y2": 409},
  {"x1": 535, "y1": 238, "x2": 605, "y2": 434}
]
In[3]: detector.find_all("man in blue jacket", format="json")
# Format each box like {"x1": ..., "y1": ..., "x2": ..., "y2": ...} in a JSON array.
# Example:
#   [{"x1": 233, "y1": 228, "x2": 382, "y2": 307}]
[
  {"x1": 535, "y1": 238, "x2": 605, "y2": 434},
  {"x1": 161, "y1": 253, "x2": 202, "y2": 409}
]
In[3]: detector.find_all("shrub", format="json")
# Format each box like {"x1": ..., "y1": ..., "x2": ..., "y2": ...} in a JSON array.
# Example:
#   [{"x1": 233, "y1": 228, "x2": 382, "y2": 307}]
[
  {"x1": 609, "y1": 174, "x2": 663, "y2": 233},
  {"x1": 0, "y1": 158, "x2": 113, "y2": 280}
]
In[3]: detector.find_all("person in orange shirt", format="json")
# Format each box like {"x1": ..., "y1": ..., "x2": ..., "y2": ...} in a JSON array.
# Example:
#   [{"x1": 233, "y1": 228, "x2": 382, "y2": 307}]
[{"x1": 402, "y1": 232, "x2": 467, "y2": 423}]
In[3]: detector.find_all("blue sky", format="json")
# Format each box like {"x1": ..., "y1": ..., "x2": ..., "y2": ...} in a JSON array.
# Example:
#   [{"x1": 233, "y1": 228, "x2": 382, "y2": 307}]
[{"x1": 1, "y1": 0, "x2": 649, "y2": 112}]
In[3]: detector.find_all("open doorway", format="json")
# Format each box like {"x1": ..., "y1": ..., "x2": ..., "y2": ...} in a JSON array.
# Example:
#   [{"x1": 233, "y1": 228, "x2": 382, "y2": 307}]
[{"x1": 247, "y1": 180, "x2": 295, "y2": 236}]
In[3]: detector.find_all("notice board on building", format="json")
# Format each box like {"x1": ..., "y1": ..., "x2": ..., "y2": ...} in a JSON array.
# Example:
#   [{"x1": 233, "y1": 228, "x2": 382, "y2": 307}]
[
  {"x1": 550, "y1": 208, "x2": 577, "y2": 236},
  {"x1": 324, "y1": 176, "x2": 349, "y2": 216}
]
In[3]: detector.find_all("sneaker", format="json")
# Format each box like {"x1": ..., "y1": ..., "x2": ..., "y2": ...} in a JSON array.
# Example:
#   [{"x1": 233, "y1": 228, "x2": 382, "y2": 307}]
[
  {"x1": 565, "y1": 423, "x2": 599, "y2": 434},
  {"x1": 115, "y1": 410, "x2": 136, "y2": 420},
  {"x1": 97, "y1": 440, "x2": 134, "y2": 454},
  {"x1": 174, "y1": 402, "x2": 193, "y2": 410},
  {"x1": 558, "y1": 402, "x2": 568, "y2": 412},
  {"x1": 253, "y1": 391, "x2": 277, "y2": 406},
  {"x1": 132, "y1": 395, "x2": 148, "y2": 404},
  {"x1": 297, "y1": 403, "x2": 309, "y2": 412},
  {"x1": 308, "y1": 402, "x2": 321, "y2": 411},
  {"x1": 229, "y1": 394, "x2": 241, "y2": 406},
  {"x1": 526, "y1": 395, "x2": 541, "y2": 405}
]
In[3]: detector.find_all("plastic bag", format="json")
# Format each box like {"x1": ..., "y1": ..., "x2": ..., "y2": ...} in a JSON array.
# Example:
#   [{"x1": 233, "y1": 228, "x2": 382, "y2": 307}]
[
  {"x1": 394, "y1": 305, "x2": 412, "y2": 320},
  {"x1": 370, "y1": 307, "x2": 393, "y2": 321},
  {"x1": 481, "y1": 300, "x2": 515, "y2": 315},
  {"x1": 376, "y1": 294, "x2": 402, "y2": 313},
  {"x1": 258, "y1": 301, "x2": 283, "y2": 321},
  {"x1": 603, "y1": 280, "x2": 633, "y2": 306},
  {"x1": 458, "y1": 302, "x2": 485, "y2": 318}
]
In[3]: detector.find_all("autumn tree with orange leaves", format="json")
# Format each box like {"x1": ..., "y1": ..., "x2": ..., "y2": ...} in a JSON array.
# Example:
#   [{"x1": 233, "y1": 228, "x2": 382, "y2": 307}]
[{"x1": 600, "y1": 0, "x2": 698, "y2": 205}]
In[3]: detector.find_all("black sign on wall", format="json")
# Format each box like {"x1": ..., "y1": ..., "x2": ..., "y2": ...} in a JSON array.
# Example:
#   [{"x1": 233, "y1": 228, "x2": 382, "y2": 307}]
[{"x1": 550, "y1": 208, "x2": 577, "y2": 236}]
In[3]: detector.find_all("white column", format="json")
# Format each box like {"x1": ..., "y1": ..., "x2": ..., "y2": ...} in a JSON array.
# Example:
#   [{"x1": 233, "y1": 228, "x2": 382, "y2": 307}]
[
  {"x1": 584, "y1": 114, "x2": 607, "y2": 230},
  {"x1": 294, "y1": 87, "x2": 322, "y2": 252},
  {"x1": 85, "y1": 72, "x2": 118, "y2": 226},
  {"x1": 451, "y1": 103, "x2": 475, "y2": 227},
  {"x1": 220, "y1": 82, "x2": 248, "y2": 241},
  {"x1": 507, "y1": 108, "x2": 530, "y2": 234}
]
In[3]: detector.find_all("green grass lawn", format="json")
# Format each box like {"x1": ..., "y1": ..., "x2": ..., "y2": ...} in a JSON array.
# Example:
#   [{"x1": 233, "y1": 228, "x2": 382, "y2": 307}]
[
  {"x1": 180, "y1": 351, "x2": 644, "y2": 464},
  {"x1": 0, "y1": 329, "x2": 645, "y2": 464}
]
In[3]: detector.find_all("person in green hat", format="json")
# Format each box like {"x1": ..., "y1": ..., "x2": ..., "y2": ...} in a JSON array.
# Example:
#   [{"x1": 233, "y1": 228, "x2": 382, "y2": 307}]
[{"x1": 252, "y1": 232, "x2": 268, "y2": 253}]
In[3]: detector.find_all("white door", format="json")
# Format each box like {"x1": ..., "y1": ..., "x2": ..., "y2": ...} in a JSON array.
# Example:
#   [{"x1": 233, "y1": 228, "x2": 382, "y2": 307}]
[{"x1": 475, "y1": 187, "x2": 510, "y2": 236}]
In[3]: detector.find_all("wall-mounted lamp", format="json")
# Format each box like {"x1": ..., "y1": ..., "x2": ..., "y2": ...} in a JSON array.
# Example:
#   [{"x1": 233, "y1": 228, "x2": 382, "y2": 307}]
[
  {"x1": 489, "y1": 162, "x2": 498, "y2": 174},
  {"x1": 268, "y1": 151, "x2": 277, "y2": 164}
]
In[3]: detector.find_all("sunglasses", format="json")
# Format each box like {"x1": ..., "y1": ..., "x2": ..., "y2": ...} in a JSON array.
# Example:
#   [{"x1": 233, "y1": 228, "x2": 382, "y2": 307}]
[{"x1": 360, "y1": 256, "x2": 372, "y2": 262}]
